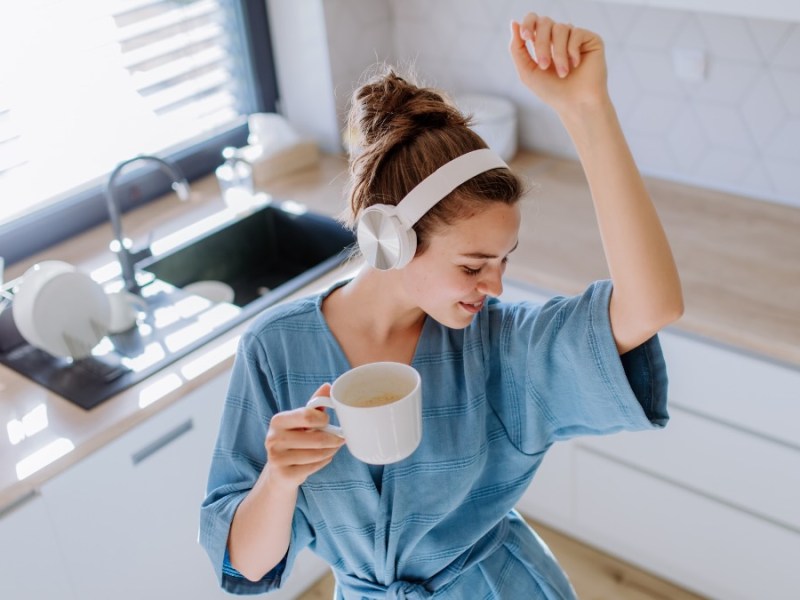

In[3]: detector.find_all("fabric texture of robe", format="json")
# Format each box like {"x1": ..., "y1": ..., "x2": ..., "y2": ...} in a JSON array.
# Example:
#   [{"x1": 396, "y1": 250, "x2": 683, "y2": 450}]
[{"x1": 199, "y1": 278, "x2": 669, "y2": 599}]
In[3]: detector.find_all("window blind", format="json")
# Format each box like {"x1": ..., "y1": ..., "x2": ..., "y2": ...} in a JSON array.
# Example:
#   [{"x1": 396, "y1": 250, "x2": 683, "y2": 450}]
[{"x1": 0, "y1": 0, "x2": 255, "y2": 228}]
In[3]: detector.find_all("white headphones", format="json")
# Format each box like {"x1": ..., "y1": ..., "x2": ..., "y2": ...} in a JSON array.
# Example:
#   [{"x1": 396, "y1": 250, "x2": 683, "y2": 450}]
[{"x1": 356, "y1": 148, "x2": 509, "y2": 270}]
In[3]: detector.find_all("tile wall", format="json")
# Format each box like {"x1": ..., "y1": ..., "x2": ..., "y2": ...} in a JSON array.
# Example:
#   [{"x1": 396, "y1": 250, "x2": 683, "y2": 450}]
[{"x1": 320, "y1": 0, "x2": 800, "y2": 208}]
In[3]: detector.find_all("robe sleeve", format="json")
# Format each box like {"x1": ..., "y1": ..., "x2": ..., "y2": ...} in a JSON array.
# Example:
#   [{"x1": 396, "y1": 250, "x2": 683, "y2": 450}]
[
  {"x1": 492, "y1": 279, "x2": 669, "y2": 453},
  {"x1": 199, "y1": 332, "x2": 315, "y2": 595}
]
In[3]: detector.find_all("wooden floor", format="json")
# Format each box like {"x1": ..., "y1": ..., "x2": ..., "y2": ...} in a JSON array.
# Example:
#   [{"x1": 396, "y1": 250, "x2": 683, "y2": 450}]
[{"x1": 297, "y1": 518, "x2": 708, "y2": 599}]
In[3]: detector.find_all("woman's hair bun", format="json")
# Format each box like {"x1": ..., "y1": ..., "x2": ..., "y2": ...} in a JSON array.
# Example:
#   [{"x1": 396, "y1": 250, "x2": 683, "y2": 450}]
[{"x1": 348, "y1": 68, "x2": 469, "y2": 150}]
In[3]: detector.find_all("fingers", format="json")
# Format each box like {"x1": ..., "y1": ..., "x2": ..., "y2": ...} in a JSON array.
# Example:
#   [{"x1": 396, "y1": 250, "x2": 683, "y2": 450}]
[
  {"x1": 270, "y1": 404, "x2": 330, "y2": 431},
  {"x1": 274, "y1": 446, "x2": 341, "y2": 467},
  {"x1": 508, "y1": 20, "x2": 536, "y2": 73},
  {"x1": 551, "y1": 22, "x2": 572, "y2": 77},
  {"x1": 271, "y1": 427, "x2": 345, "y2": 451},
  {"x1": 266, "y1": 451, "x2": 338, "y2": 489},
  {"x1": 567, "y1": 26, "x2": 584, "y2": 69},
  {"x1": 269, "y1": 408, "x2": 343, "y2": 447},
  {"x1": 513, "y1": 13, "x2": 579, "y2": 78},
  {"x1": 275, "y1": 456, "x2": 337, "y2": 486},
  {"x1": 266, "y1": 402, "x2": 345, "y2": 487},
  {"x1": 312, "y1": 382, "x2": 331, "y2": 399},
  {"x1": 531, "y1": 15, "x2": 553, "y2": 70}
]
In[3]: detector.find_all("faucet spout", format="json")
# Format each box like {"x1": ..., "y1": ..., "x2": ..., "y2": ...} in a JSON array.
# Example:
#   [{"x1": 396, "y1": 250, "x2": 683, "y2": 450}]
[{"x1": 105, "y1": 155, "x2": 190, "y2": 293}]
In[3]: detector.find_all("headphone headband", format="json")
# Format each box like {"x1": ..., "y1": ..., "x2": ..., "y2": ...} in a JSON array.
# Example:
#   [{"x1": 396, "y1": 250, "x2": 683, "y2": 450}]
[
  {"x1": 394, "y1": 149, "x2": 509, "y2": 227},
  {"x1": 357, "y1": 148, "x2": 509, "y2": 270}
]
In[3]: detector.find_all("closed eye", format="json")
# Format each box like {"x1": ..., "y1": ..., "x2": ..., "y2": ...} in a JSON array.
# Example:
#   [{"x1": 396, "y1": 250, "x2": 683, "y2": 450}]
[{"x1": 461, "y1": 257, "x2": 509, "y2": 277}]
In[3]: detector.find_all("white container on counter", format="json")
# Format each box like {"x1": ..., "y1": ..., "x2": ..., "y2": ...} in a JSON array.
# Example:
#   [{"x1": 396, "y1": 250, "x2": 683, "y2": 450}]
[{"x1": 455, "y1": 93, "x2": 518, "y2": 162}]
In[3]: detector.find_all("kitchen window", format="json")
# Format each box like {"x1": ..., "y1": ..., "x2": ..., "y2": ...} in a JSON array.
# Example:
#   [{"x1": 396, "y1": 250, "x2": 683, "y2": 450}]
[{"x1": 0, "y1": 0, "x2": 278, "y2": 265}]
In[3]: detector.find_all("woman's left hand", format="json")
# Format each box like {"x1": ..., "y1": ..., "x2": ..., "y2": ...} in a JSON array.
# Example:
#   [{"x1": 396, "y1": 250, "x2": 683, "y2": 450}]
[{"x1": 509, "y1": 14, "x2": 609, "y2": 116}]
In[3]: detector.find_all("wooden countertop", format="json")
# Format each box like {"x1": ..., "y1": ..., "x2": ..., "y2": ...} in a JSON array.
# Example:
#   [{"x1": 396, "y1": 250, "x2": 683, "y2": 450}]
[
  {"x1": 1, "y1": 150, "x2": 798, "y2": 509},
  {"x1": 505, "y1": 153, "x2": 800, "y2": 368}
]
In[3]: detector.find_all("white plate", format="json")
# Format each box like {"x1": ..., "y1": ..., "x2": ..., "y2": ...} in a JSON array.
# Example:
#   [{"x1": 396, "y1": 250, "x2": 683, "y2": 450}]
[
  {"x1": 183, "y1": 280, "x2": 235, "y2": 304},
  {"x1": 13, "y1": 261, "x2": 111, "y2": 359}
]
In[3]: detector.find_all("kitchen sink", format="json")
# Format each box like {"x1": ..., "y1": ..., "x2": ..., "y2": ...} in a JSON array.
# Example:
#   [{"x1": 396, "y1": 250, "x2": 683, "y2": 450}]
[
  {"x1": 139, "y1": 201, "x2": 354, "y2": 308},
  {"x1": 0, "y1": 201, "x2": 356, "y2": 410}
]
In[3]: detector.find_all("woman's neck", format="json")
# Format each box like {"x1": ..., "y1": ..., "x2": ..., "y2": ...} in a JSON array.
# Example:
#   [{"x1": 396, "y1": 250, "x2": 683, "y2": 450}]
[
  {"x1": 321, "y1": 268, "x2": 426, "y2": 367},
  {"x1": 327, "y1": 268, "x2": 426, "y2": 344}
]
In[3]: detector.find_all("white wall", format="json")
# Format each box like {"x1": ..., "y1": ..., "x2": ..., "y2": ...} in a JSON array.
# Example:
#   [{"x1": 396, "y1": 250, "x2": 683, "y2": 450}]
[
  {"x1": 271, "y1": 0, "x2": 800, "y2": 208},
  {"x1": 265, "y1": 0, "x2": 341, "y2": 153},
  {"x1": 322, "y1": 0, "x2": 396, "y2": 129}
]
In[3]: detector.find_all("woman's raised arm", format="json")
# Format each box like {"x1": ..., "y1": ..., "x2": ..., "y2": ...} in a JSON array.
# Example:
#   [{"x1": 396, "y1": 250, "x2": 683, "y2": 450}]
[{"x1": 509, "y1": 14, "x2": 684, "y2": 353}]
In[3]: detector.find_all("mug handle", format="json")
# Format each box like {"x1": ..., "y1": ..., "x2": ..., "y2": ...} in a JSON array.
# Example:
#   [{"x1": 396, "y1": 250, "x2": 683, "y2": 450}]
[{"x1": 306, "y1": 396, "x2": 345, "y2": 438}]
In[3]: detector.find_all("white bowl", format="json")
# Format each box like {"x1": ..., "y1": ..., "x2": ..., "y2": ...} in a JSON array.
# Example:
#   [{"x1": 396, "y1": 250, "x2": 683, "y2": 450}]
[
  {"x1": 106, "y1": 290, "x2": 146, "y2": 334},
  {"x1": 455, "y1": 93, "x2": 518, "y2": 162},
  {"x1": 183, "y1": 280, "x2": 235, "y2": 304}
]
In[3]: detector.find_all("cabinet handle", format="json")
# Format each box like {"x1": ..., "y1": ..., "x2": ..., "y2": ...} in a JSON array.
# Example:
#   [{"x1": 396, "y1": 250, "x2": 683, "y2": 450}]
[
  {"x1": 0, "y1": 489, "x2": 38, "y2": 520},
  {"x1": 131, "y1": 418, "x2": 194, "y2": 466}
]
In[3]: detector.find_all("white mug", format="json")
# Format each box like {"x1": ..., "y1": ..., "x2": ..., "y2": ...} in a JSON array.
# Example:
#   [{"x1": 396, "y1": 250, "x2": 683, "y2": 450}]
[
  {"x1": 106, "y1": 290, "x2": 146, "y2": 333},
  {"x1": 307, "y1": 362, "x2": 422, "y2": 465}
]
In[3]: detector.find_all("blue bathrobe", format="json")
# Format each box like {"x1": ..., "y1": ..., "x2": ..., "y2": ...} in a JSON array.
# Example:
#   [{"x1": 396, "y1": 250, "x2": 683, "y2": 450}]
[{"x1": 199, "y1": 278, "x2": 668, "y2": 599}]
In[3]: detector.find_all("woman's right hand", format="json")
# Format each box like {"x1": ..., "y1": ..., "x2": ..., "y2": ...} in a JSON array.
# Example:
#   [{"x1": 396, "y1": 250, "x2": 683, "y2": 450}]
[
  {"x1": 509, "y1": 14, "x2": 609, "y2": 116},
  {"x1": 264, "y1": 383, "x2": 345, "y2": 489}
]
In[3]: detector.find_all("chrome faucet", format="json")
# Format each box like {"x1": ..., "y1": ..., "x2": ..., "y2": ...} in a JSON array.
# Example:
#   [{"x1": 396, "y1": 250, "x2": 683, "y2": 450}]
[{"x1": 105, "y1": 155, "x2": 191, "y2": 293}]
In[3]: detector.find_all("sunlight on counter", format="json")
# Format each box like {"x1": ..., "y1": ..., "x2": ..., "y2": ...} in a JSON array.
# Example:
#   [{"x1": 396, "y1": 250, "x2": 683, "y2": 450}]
[
  {"x1": 180, "y1": 336, "x2": 239, "y2": 381},
  {"x1": 6, "y1": 404, "x2": 48, "y2": 446},
  {"x1": 16, "y1": 438, "x2": 75, "y2": 480},
  {"x1": 138, "y1": 373, "x2": 183, "y2": 409}
]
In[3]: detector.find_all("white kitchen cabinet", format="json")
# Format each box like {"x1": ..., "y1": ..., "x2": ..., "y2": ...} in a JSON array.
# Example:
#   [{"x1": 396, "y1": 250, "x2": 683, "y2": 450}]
[
  {"x1": 515, "y1": 440, "x2": 575, "y2": 524},
  {"x1": 0, "y1": 491, "x2": 76, "y2": 600},
  {"x1": 573, "y1": 449, "x2": 800, "y2": 600},
  {"x1": 41, "y1": 373, "x2": 231, "y2": 600},
  {"x1": 508, "y1": 280, "x2": 800, "y2": 599},
  {"x1": 40, "y1": 370, "x2": 329, "y2": 600},
  {"x1": 580, "y1": 404, "x2": 800, "y2": 531}
]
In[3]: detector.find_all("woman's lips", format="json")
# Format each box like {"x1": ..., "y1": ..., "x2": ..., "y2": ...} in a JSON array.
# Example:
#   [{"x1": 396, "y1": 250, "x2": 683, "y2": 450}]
[{"x1": 459, "y1": 299, "x2": 484, "y2": 314}]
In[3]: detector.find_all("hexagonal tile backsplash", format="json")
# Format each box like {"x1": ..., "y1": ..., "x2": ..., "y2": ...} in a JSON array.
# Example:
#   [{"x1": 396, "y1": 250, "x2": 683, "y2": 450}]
[{"x1": 322, "y1": 0, "x2": 800, "y2": 208}]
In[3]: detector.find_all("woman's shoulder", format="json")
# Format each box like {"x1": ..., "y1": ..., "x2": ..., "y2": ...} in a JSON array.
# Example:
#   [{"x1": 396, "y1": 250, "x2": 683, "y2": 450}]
[{"x1": 481, "y1": 280, "x2": 614, "y2": 343}]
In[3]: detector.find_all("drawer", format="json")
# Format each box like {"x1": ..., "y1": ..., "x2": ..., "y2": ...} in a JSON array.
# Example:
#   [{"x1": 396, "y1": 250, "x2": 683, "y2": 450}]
[
  {"x1": 579, "y1": 405, "x2": 800, "y2": 531},
  {"x1": 660, "y1": 331, "x2": 800, "y2": 448},
  {"x1": 573, "y1": 449, "x2": 800, "y2": 600},
  {"x1": 516, "y1": 439, "x2": 574, "y2": 523}
]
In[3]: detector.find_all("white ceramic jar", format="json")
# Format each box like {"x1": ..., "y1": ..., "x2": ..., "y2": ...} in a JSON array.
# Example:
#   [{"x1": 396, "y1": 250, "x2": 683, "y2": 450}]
[{"x1": 455, "y1": 93, "x2": 518, "y2": 162}]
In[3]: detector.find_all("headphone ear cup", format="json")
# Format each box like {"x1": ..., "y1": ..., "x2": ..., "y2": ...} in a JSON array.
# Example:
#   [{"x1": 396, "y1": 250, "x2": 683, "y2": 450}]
[
  {"x1": 394, "y1": 227, "x2": 417, "y2": 270},
  {"x1": 357, "y1": 205, "x2": 414, "y2": 270}
]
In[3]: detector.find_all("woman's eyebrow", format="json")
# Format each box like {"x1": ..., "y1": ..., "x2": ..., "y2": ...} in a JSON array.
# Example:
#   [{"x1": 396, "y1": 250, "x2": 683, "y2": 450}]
[{"x1": 458, "y1": 241, "x2": 519, "y2": 259}]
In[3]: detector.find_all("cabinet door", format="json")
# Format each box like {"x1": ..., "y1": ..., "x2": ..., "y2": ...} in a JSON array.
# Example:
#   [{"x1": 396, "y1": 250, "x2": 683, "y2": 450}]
[
  {"x1": 516, "y1": 440, "x2": 574, "y2": 524},
  {"x1": 42, "y1": 374, "x2": 230, "y2": 600},
  {"x1": 573, "y1": 448, "x2": 800, "y2": 600},
  {"x1": 579, "y1": 404, "x2": 800, "y2": 532},
  {"x1": 0, "y1": 491, "x2": 76, "y2": 600},
  {"x1": 659, "y1": 332, "x2": 800, "y2": 448}
]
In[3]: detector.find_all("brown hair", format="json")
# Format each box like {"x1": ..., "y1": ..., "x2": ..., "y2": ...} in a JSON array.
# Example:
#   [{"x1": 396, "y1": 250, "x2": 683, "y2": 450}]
[{"x1": 342, "y1": 67, "x2": 524, "y2": 255}]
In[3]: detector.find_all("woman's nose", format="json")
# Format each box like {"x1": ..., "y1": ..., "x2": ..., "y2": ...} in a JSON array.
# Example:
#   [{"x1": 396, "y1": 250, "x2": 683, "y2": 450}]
[{"x1": 478, "y1": 266, "x2": 504, "y2": 297}]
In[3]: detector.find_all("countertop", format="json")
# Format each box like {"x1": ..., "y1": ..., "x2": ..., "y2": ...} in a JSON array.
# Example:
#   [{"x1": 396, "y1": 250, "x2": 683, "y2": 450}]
[{"x1": 1, "y1": 150, "x2": 798, "y2": 509}]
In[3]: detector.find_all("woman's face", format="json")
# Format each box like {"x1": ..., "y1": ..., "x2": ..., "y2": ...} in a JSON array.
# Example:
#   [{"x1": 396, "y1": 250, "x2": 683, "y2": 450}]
[{"x1": 401, "y1": 202, "x2": 522, "y2": 329}]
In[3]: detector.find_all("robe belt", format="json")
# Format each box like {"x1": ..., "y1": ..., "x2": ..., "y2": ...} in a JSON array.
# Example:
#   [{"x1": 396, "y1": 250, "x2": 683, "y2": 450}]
[
  {"x1": 334, "y1": 516, "x2": 511, "y2": 599},
  {"x1": 334, "y1": 573, "x2": 431, "y2": 599}
]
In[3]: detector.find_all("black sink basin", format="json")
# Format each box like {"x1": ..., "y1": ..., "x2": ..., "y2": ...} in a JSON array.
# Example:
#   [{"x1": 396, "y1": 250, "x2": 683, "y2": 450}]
[
  {"x1": 0, "y1": 201, "x2": 356, "y2": 410},
  {"x1": 140, "y1": 202, "x2": 355, "y2": 308}
]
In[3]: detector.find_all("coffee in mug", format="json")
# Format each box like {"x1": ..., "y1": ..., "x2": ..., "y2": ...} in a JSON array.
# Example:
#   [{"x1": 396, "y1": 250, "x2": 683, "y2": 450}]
[
  {"x1": 352, "y1": 392, "x2": 404, "y2": 408},
  {"x1": 307, "y1": 362, "x2": 422, "y2": 464}
]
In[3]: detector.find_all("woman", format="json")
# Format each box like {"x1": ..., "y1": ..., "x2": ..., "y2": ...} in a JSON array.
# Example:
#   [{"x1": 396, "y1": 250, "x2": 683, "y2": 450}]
[{"x1": 200, "y1": 12, "x2": 683, "y2": 599}]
